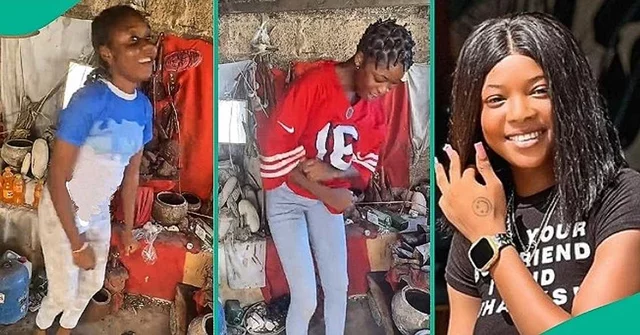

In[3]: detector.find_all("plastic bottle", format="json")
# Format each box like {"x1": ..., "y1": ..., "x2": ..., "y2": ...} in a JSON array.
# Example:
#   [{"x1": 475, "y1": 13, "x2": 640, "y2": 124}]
[
  {"x1": 1, "y1": 250, "x2": 32, "y2": 280},
  {"x1": 12, "y1": 174, "x2": 24, "y2": 206},
  {"x1": 2, "y1": 168, "x2": 14, "y2": 204},
  {"x1": 0, "y1": 172, "x2": 4, "y2": 203},
  {"x1": 33, "y1": 179, "x2": 43, "y2": 209},
  {"x1": 0, "y1": 259, "x2": 29, "y2": 325}
]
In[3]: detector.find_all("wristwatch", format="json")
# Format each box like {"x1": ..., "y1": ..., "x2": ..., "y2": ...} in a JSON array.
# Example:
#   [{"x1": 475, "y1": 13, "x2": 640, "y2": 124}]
[{"x1": 468, "y1": 233, "x2": 514, "y2": 272}]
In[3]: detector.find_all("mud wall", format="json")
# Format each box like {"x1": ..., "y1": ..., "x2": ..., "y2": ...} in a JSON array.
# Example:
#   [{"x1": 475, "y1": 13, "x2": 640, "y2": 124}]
[
  {"x1": 65, "y1": 0, "x2": 213, "y2": 40},
  {"x1": 219, "y1": 5, "x2": 429, "y2": 66}
]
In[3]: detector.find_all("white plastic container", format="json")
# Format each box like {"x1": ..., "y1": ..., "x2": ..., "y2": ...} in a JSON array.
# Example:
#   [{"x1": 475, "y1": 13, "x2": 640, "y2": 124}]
[{"x1": 2, "y1": 250, "x2": 32, "y2": 280}]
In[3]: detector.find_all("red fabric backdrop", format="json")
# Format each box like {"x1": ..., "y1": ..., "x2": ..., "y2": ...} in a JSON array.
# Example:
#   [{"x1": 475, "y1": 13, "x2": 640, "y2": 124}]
[
  {"x1": 380, "y1": 83, "x2": 411, "y2": 188},
  {"x1": 161, "y1": 35, "x2": 214, "y2": 201},
  {"x1": 111, "y1": 229, "x2": 187, "y2": 300}
]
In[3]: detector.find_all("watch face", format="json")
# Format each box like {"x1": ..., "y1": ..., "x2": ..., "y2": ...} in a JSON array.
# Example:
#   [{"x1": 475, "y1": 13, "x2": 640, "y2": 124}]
[{"x1": 470, "y1": 238, "x2": 495, "y2": 269}]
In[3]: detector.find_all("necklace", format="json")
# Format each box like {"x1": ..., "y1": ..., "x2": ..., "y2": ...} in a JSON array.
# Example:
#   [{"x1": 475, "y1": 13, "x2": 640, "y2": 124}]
[
  {"x1": 509, "y1": 190, "x2": 555, "y2": 249},
  {"x1": 506, "y1": 189, "x2": 559, "y2": 264}
]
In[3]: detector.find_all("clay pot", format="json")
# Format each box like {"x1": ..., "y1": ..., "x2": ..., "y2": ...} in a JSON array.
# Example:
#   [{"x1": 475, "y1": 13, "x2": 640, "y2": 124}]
[
  {"x1": 187, "y1": 313, "x2": 213, "y2": 335},
  {"x1": 81, "y1": 288, "x2": 111, "y2": 323},
  {"x1": 1, "y1": 139, "x2": 33, "y2": 169},
  {"x1": 152, "y1": 191, "x2": 188, "y2": 226},
  {"x1": 391, "y1": 286, "x2": 429, "y2": 335},
  {"x1": 182, "y1": 192, "x2": 202, "y2": 212},
  {"x1": 105, "y1": 265, "x2": 129, "y2": 294}
]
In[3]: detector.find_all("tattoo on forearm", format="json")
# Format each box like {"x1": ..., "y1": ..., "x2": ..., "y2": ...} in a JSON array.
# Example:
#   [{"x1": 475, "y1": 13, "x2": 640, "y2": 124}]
[{"x1": 472, "y1": 197, "x2": 492, "y2": 216}]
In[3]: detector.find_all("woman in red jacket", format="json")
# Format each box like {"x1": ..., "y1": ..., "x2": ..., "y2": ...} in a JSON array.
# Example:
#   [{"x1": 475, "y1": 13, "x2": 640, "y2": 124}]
[{"x1": 258, "y1": 19, "x2": 415, "y2": 335}]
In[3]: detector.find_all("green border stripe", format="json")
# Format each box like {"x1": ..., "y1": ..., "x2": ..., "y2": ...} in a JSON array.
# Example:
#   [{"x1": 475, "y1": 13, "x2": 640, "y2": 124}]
[
  {"x1": 0, "y1": 1, "x2": 79, "y2": 36},
  {"x1": 544, "y1": 293, "x2": 640, "y2": 335},
  {"x1": 429, "y1": 0, "x2": 436, "y2": 332},
  {"x1": 213, "y1": 0, "x2": 220, "y2": 334}
]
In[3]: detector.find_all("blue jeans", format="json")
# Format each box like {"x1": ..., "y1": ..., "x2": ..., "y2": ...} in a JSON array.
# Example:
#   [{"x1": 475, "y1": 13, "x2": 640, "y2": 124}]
[
  {"x1": 266, "y1": 184, "x2": 348, "y2": 335},
  {"x1": 217, "y1": 299, "x2": 227, "y2": 334}
]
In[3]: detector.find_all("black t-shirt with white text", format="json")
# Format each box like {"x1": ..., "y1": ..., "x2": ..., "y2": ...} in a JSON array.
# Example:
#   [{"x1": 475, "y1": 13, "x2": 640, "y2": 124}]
[{"x1": 445, "y1": 168, "x2": 640, "y2": 335}]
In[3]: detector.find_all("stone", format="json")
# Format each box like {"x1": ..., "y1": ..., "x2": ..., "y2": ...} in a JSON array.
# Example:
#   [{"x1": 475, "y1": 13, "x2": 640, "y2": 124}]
[
  {"x1": 367, "y1": 272, "x2": 401, "y2": 335},
  {"x1": 170, "y1": 283, "x2": 199, "y2": 335}
]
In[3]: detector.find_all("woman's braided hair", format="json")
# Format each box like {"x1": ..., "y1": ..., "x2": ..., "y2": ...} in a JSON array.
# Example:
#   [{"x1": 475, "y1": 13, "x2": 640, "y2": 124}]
[{"x1": 356, "y1": 18, "x2": 416, "y2": 72}]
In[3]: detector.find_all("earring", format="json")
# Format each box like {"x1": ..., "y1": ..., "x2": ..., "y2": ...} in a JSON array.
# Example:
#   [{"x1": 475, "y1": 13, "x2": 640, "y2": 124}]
[{"x1": 355, "y1": 64, "x2": 360, "y2": 70}]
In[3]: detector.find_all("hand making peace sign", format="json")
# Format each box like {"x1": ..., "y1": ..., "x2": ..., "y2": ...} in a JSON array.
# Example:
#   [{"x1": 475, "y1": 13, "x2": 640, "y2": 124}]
[{"x1": 435, "y1": 142, "x2": 508, "y2": 242}]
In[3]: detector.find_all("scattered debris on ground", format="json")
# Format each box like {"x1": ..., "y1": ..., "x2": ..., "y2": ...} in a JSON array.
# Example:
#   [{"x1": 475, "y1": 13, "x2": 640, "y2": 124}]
[{"x1": 124, "y1": 294, "x2": 172, "y2": 315}]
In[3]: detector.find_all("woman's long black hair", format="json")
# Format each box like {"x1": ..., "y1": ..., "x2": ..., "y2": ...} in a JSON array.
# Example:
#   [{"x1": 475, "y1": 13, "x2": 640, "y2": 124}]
[{"x1": 449, "y1": 12, "x2": 626, "y2": 225}]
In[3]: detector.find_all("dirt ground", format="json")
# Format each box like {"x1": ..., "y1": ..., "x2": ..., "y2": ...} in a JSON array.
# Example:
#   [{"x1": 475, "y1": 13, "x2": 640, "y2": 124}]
[
  {"x1": 310, "y1": 297, "x2": 385, "y2": 335},
  {"x1": 1, "y1": 296, "x2": 383, "y2": 335},
  {"x1": 0, "y1": 304, "x2": 171, "y2": 335}
]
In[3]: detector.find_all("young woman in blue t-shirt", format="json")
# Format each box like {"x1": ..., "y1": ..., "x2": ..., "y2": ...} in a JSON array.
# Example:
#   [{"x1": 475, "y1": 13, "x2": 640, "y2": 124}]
[{"x1": 35, "y1": 6, "x2": 156, "y2": 334}]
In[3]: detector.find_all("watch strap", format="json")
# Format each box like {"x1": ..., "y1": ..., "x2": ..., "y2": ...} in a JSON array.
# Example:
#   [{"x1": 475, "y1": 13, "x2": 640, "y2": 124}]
[{"x1": 493, "y1": 233, "x2": 514, "y2": 251}]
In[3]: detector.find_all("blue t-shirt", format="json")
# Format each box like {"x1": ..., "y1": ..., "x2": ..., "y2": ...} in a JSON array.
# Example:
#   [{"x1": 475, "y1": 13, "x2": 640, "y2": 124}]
[{"x1": 56, "y1": 79, "x2": 152, "y2": 230}]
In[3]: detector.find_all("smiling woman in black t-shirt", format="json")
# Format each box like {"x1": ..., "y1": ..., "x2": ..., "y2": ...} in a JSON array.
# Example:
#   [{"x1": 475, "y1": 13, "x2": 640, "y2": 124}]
[{"x1": 435, "y1": 12, "x2": 640, "y2": 335}]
